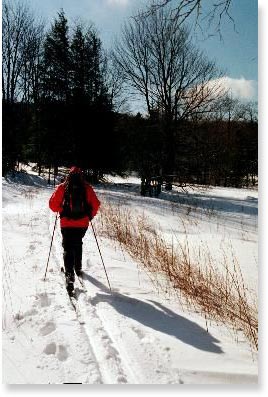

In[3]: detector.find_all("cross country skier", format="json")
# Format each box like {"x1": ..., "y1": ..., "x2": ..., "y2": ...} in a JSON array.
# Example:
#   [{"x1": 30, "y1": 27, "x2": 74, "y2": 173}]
[{"x1": 49, "y1": 166, "x2": 100, "y2": 294}]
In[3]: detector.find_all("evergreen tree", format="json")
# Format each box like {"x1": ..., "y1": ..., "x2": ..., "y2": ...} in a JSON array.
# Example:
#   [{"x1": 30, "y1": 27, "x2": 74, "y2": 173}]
[
  {"x1": 36, "y1": 10, "x2": 72, "y2": 176},
  {"x1": 68, "y1": 22, "x2": 115, "y2": 177},
  {"x1": 70, "y1": 24, "x2": 89, "y2": 103},
  {"x1": 42, "y1": 9, "x2": 70, "y2": 103},
  {"x1": 70, "y1": 24, "x2": 110, "y2": 106}
]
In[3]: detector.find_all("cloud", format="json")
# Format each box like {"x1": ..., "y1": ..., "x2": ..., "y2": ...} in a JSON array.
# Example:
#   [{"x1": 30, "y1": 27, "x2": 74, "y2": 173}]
[
  {"x1": 106, "y1": 0, "x2": 129, "y2": 6},
  {"x1": 218, "y1": 76, "x2": 257, "y2": 100}
]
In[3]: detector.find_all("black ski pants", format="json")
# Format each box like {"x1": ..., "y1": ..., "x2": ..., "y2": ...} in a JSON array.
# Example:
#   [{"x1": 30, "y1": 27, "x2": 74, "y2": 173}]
[{"x1": 61, "y1": 227, "x2": 88, "y2": 282}]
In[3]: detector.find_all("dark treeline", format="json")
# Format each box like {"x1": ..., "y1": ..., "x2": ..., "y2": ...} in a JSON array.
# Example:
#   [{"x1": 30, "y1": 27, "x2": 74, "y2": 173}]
[
  {"x1": 115, "y1": 113, "x2": 257, "y2": 188},
  {"x1": 2, "y1": 1, "x2": 258, "y2": 188}
]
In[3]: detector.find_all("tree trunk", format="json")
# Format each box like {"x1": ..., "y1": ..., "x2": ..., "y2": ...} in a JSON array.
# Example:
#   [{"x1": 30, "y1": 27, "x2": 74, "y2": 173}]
[{"x1": 48, "y1": 165, "x2": 51, "y2": 185}]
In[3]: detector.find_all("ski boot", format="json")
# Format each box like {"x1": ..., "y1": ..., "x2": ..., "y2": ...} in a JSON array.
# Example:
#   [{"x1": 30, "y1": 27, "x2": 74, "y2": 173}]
[
  {"x1": 75, "y1": 268, "x2": 83, "y2": 278},
  {"x1": 65, "y1": 273, "x2": 75, "y2": 295},
  {"x1": 66, "y1": 281, "x2": 74, "y2": 295}
]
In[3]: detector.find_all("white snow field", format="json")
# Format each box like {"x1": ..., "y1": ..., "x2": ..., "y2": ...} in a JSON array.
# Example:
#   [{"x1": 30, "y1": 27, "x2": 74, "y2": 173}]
[{"x1": 2, "y1": 172, "x2": 258, "y2": 384}]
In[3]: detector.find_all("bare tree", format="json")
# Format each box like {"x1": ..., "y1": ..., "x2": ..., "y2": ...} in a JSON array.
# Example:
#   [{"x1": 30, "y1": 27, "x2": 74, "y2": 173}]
[
  {"x1": 208, "y1": 93, "x2": 258, "y2": 124},
  {"x1": 113, "y1": 16, "x2": 152, "y2": 115},
  {"x1": 113, "y1": 8, "x2": 224, "y2": 121},
  {"x1": 20, "y1": 20, "x2": 45, "y2": 104},
  {"x1": 113, "y1": 7, "x2": 225, "y2": 174},
  {"x1": 2, "y1": 0, "x2": 44, "y2": 103},
  {"x1": 104, "y1": 55, "x2": 130, "y2": 112},
  {"x1": 236, "y1": 100, "x2": 258, "y2": 123},
  {"x1": 143, "y1": 0, "x2": 234, "y2": 38}
]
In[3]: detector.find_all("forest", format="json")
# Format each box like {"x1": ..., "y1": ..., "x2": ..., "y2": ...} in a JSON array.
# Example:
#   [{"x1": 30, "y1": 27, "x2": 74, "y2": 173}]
[{"x1": 2, "y1": 0, "x2": 258, "y2": 188}]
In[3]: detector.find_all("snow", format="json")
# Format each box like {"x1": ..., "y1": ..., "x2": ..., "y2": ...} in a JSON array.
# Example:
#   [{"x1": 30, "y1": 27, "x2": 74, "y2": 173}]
[{"x1": 2, "y1": 172, "x2": 258, "y2": 385}]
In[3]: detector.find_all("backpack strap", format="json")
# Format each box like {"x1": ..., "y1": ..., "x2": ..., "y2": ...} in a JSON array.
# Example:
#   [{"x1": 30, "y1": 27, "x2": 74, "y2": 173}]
[{"x1": 60, "y1": 188, "x2": 71, "y2": 218}]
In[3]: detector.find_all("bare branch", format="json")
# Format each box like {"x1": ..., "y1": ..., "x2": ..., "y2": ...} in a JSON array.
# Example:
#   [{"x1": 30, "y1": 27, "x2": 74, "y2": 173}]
[
  {"x1": 141, "y1": 0, "x2": 235, "y2": 39},
  {"x1": 2, "y1": 0, "x2": 45, "y2": 103},
  {"x1": 113, "y1": 4, "x2": 226, "y2": 127}
]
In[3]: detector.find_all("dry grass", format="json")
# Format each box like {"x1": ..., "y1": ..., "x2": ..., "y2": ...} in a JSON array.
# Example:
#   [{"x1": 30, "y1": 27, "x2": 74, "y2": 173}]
[{"x1": 97, "y1": 200, "x2": 258, "y2": 351}]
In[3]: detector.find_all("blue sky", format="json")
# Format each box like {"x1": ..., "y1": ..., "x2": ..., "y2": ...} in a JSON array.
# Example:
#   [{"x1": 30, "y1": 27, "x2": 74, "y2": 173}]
[{"x1": 27, "y1": 0, "x2": 258, "y2": 101}]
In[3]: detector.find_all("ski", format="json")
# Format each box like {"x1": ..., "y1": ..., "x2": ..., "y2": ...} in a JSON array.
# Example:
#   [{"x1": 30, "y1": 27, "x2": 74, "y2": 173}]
[
  {"x1": 60, "y1": 267, "x2": 85, "y2": 325},
  {"x1": 77, "y1": 274, "x2": 86, "y2": 291},
  {"x1": 67, "y1": 290, "x2": 85, "y2": 325}
]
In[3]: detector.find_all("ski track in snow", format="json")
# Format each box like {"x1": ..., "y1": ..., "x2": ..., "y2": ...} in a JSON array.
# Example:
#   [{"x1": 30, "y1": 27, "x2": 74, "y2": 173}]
[{"x1": 2, "y1": 176, "x2": 258, "y2": 384}]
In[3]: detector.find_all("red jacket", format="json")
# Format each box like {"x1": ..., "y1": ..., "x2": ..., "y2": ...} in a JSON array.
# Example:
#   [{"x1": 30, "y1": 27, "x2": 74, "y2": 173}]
[{"x1": 49, "y1": 182, "x2": 100, "y2": 228}]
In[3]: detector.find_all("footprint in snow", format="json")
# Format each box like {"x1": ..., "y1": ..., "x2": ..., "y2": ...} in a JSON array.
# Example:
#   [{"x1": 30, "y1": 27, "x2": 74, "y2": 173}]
[
  {"x1": 40, "y1": 321, "x2": 56, "y2": 336},
  {"x1": 37, "y1": 292, "x2": 51, "y2": 308},
  {"x1": 43, "y1": 342, "x2": 56, "y2": 355},
  {"x1": 43, "y1": 342, "x2": 69, "y2": 361},
  {"x1": 57, "y1": 345, "x2": 68, "y2": 361},
  {"x1": 117, "y1": 375, "x2": 127, "y2": 384},
  {"x1": 132, "y1": 326, "x2": 145, "y2": 340},
  {"x1": 14, "y1": 313, "x2": 24, "y2": 321},
  {"x1": 14, "y1": 308, "x2": 38, "y2": 321}
]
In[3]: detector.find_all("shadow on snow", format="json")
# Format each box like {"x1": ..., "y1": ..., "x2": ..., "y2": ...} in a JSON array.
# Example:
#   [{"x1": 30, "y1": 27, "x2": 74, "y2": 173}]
[{"x1": 83, "y1": 273, "x2": 223, "y2": 355}]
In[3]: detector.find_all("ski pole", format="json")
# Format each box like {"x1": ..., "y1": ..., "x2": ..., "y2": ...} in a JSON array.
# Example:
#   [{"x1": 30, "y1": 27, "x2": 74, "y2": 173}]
[
  {"x1": 44, "y1": 213, "x2": 58, "y2": 281},
  {"x1": 90, "y1": 220, "x2": 112, "y2": 292}
]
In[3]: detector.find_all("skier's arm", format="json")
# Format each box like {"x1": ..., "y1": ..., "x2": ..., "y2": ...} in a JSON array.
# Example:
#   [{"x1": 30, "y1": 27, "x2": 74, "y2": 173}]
[
  {"x1": 49, "y1": 184, "x2": 65, "y2": 213},
  {"x1": 86, "y1": 185, "x2": 100, "y2": 219}
]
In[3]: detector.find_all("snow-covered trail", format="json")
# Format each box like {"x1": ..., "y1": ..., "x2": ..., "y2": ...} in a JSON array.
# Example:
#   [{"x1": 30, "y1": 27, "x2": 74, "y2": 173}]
[{"x1": 2, "y1": 177, "x2": 258, "y2": 384}]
